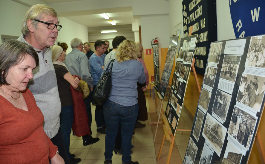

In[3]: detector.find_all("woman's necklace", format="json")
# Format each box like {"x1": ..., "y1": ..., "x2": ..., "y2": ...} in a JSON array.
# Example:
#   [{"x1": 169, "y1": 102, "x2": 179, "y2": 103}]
[{"x1": 0, "y1": 87, "x2": 21, "y2": 100}]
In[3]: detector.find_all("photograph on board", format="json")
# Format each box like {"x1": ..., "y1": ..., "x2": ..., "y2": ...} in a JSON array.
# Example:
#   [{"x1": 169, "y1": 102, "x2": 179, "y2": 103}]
[
  {"x1": 245, "y1": 35, "x2": 265, "y2": 68},
  {"x1": 202, "y1": 114, "x2": 227, "y2": 156},
  {"x1": 228, "y1": 106, "x2": 257, "y2": 149},
  {"x1": 183, "y1": 138, "x2": 198, "y2": 164},
  {"x1": 220, "y1": 55, "x2": 241, "y2": 82},
  {"x1": 212, "y1": 89, "x2": 232, "y2": 123},
  {"x1": 237, "y1": 74, "x2": 265, "y2": 111},
  {"x1": 192, "y1": 109, "x2": 205, "y2": 141},
  {"x1": 198, "y1": 89, "x2": 212, "y2": 111}
]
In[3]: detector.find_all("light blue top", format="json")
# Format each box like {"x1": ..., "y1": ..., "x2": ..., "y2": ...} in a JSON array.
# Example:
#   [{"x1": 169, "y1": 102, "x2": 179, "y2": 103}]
[
  {"x1": 89, "y1": 53, "x2": 106, "y2": 86},
  {"x1": 108, "y1": 60, "x2": 146, "y2": 106},
  {"x1": 64, "y1": 48, "x2": 93, "y2": 88}
]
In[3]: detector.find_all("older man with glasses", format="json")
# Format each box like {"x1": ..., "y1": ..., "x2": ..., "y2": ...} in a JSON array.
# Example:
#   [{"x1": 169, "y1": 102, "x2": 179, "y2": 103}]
[{"x1": 18, "y1": 4, "x2": 68, "y2": 164}]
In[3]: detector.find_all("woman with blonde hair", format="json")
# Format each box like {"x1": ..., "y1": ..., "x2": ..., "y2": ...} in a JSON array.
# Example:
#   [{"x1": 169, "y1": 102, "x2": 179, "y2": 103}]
[{"x1": 103, "y1": 40, "x2": 146, "y2": 164}]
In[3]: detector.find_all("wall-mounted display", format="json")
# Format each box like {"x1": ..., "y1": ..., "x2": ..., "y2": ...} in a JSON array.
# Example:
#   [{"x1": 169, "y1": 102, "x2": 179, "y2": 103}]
[
  {"x1": 182, "y1": 0, "x2": 217, "y2": 75},
  {"x1": 183, "y1": 34, "x2": 265, "y2": 164}
]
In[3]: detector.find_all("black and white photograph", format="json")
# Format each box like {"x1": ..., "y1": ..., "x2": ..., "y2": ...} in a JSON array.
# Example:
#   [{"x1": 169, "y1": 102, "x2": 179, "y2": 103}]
[
  {"x1": 222, "y1": 141, "x2": 242, "y2": 164},
  {"x1": 183, "y1": 138, "x2": 198, "y2": 164},
  {"x1": 177, "y1": 81, "x2": 186, "y2": 98},
  {"x1": 228, "y1": 107, "x2": 257, "y2": 149},
  {"x1": 198, "y1": 89, "x2": 211, "y2": 111},
  {"x1": 183, "y1": 66, "x2": 191, "y2": 81},
  {"x1": 184, "y1": 52, "x2": 194, "y2": 63},
  {"x1": 220, "y1": 55, "x2": 241, "y2": 82},
  {"x1": 172, "y1": 73, "x2": 177, "y2": 86},
  {"x1": 175, "y1": 78, "x2": 180, "y2": 90},
  {"x1": 192, "y1": 109, "x2": 205, "y2": 141},
  {"x1": 202, "y1": 114, "x2": 227, "y2": 156},
  {"x1": 212, "y1": 90, "x2": 232, "y2": 123},
  {"x1": 176, "y1": 104, "x2": 181, "y2": 116},
  {"x1": 180, "y1": 66, "x2": 186, "y2": 79},
  {"x1": 167, "y1": 107, "x2": 174, "y2": 124},
  {"x1": 237, "y1": 74, "x2": 265, "y2": 111},
  {"x1": 199, "y1": 143, "x2": 214, "y2": 164},
  {"x1": 176, "y1": 62, "x2": 184, "y2": 75},
  {"x1": 203, "y1": 66, "x2": 217, "y2": 88},
  {"x1": 171, "y1": 116, "x2": 178, "y2": 132},
  {"x1": 245, "y1": 35, "x2": 265, "y2": 68},
  {"x1": 208, "y1": 42, "x2": 223, "y2": 64},
  {"x1": 171, "y1": 93, "x2": 178, "y2": 109},
  {"x1": 179, "y1": 49, "x2": 186, "y2": 59}
]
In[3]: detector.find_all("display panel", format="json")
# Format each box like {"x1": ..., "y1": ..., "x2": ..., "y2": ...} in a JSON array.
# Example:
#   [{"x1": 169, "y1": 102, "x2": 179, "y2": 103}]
[
  {"x1": 164, "y1": 35, "x2": 197, "y2": 135},
  {"x1": 183, "y1": 35, "x2": 265, "y2": 164}
]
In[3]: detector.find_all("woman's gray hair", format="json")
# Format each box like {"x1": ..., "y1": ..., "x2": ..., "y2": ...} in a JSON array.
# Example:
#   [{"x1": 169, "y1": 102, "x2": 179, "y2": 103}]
[
  {"x1": 0, "y1": 40, "x2": 39, "y2": 85},
  {"x1": 71, "y1": 38, "x2": 83, "y2": 48},
  {"x1": 21, "y1": 4, "x2": 58, "y2": 36}
]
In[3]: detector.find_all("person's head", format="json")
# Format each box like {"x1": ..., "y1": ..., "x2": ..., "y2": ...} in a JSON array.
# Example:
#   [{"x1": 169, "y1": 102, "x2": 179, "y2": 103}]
[
  {"x1": 83, "y1": 42, "x2": 91, "y2": 53},
  {"x1": 0, "y1": 40, "x2": 39, "y2": 91},
  {"x1": 52, "y1": 45, "x2": 65, "y2": 62},
  {"x1": 116, "y1": 40, "x2": 139, "y2": 62},
  {"x1": 112, "y1": 36, "x2": 126, "y2": 49},
  {"x1": 136, "y1": 42, "x2": 143, "y2": 58},
  {"x1": 21, "y1": 4, "x2": 61, "y2": 50},
  {"x1": 94, "y1": 40, "x2": 106, "y2": 55},
  {"x1": 71, "y1": 38, "x2": 83, "y2": 52},
  {"x1": 59, "y1": 42, "x2": 68, "y2": 52},
  {"x1": 105, "y1": 40, "x2": 109, "y2": 49}
]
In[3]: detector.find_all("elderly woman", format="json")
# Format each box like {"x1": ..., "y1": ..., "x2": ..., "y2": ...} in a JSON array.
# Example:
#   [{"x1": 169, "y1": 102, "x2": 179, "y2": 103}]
[
  {"x1": 0, "y1": 40, "x2": 64, "y2": 164},
  {"x1": 52, "y1": 45, "x2": 80, "y2": 164},
  {"x1": 103, "y1": 40, "x2": 146, "y2": 164}
]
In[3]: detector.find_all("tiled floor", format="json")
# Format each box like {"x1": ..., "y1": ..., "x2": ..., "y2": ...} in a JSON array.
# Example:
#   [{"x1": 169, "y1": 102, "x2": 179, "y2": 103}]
[{"x1": 69, "y1": 92, "x2": 194, "y2": 164}]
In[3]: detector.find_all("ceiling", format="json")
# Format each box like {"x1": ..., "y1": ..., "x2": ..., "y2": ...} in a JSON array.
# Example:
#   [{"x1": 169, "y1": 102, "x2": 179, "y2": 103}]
[{"x1": 41, "y1": 0, "x2": 135, "y2": 36}]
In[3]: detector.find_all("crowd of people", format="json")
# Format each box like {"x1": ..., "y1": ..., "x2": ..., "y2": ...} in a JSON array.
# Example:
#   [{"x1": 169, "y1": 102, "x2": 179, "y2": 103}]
[{"x1": 0, "y1": 4, "x2": 149, "y2": 164}]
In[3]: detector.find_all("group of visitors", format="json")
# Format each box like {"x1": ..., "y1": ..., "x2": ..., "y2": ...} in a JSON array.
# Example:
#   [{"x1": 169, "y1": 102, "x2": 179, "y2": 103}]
[{"x1": 0, "y1": 3, "x2": 149, "y2": 164}]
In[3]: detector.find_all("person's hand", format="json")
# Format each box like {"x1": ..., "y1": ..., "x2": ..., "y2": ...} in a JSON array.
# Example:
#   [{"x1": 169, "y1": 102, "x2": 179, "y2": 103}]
[
  {"x1": 50, "y1": 153, "x2": 65, "y2": 164},
  {"x1": 74, "y1": 77, "x2": 80, "y2": 85},
  {"x1": 102, "y1": 66, "x2": 105, "y2": 69},
  {"x1": 142, "y1": 85, "x2": 147, "y2": 91}
]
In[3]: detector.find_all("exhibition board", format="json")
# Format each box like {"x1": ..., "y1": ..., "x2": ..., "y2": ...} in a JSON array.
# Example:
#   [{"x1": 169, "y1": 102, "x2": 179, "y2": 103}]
[
  {"x1": 164, "y1": 35, "x2": 197, "y2": 135},
  {"x1": 159, "y1": 35, "x2": 181, "y2": 98},
  {"x1": 152, "y1": 43, "x2": 160, "y2": 91},
  {"x1": 183, "y1": 35, "x2": 265, "y2": 164}
]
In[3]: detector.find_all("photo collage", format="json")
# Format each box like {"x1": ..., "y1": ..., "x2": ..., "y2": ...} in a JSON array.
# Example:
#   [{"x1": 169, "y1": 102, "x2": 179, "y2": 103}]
[
  {"x1": 183, "y1": 35, "x2": 265, "y2": 164},
  {"x1": 165, "y1": 35, "x2": 197, "y2": 135},
  {"x1": 152, "y1": 43, "x2": 160, "y2": 90}
]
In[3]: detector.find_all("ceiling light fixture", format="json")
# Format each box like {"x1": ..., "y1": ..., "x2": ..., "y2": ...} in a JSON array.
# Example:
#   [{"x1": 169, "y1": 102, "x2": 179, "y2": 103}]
[
  {"x1": 101, "y1": 13, "x2": 109, "y2": 19},
  {"x1": 109, "y1": 20, "x2": 116, "y2": 25},
  {"x1": 101, "y1": 30, "x2": 117, "y2": 33}
]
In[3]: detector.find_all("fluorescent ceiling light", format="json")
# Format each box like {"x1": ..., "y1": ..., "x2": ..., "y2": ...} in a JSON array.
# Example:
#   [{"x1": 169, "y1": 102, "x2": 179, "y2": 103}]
[
  {"x1": 101, "y1": 30, "x2": 117, "y2": 33},
  {"x1": 109, "y1": 20, "x2": 116, "y2": 25},
  {"x1": 101, "y1": 13, "x2": 109, "y2": 19}
]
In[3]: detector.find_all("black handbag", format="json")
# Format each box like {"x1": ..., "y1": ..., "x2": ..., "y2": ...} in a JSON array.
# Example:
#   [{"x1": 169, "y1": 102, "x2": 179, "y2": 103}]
[{"x1": 93, "y1": 59, "x2": 115, "y2": 105}]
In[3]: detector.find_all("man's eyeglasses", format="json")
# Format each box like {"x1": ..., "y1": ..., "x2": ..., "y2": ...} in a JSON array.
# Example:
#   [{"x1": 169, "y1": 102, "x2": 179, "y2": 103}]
[{"x1": 34, "y1": 19, "x2": 62, "y2": 31}]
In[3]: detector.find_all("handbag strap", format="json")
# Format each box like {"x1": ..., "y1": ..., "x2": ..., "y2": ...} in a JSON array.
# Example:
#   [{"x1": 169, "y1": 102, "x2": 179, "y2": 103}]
[{"x1": 106, "y1": 59, "x2": 115, "y2": 73}]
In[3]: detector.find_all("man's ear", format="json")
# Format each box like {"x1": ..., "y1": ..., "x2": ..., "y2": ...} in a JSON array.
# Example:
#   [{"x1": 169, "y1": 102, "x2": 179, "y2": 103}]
[{"x1": 27, "y1": 19, "x2": 35, "y2": 32}]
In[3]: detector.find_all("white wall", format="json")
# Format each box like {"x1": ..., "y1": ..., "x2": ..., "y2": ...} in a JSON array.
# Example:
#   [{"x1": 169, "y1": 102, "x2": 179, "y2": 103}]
[
  {"x1": 0, "y1": 1, "x2": 29, "y2": 44},
  {"x1": 0, "y1": 1, "x2": 90, "y2": 54},
  {"x1": 216, "y1": 0, "x2": 235, "y2": 40},
  {"x1": 56, "y1": 17, "x2": 89, "y2": 54},
  {"x1": 140, "y1": 14, "x2": 170, "y2": 49},
  {"x1": 169, "y1": 0, "x2": 183, "y2": 37}
]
